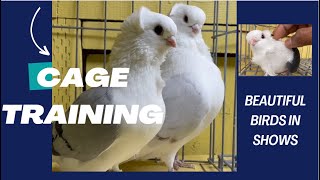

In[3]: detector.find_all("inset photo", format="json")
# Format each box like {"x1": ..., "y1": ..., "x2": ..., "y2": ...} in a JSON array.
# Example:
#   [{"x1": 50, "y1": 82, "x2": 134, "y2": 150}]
[{"x1": 238, "y1": 24, "x2": 312, "y2": 76}]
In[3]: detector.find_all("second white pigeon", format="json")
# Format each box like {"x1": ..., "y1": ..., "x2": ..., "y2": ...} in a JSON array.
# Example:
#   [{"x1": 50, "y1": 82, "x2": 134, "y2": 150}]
[{"x1": 135, "y1": 4, "x2": 225, "y2": 171}]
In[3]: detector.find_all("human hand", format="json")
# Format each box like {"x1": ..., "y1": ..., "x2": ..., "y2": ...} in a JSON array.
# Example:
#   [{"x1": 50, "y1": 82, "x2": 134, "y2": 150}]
[{"x1": 272, "y1": 24, "x2": 312, "y2": 48}]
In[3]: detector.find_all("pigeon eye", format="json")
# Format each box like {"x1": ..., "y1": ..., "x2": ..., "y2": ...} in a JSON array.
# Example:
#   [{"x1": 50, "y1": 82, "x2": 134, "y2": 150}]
[
  {"x1": 261, "y1": 34, "x2": 265, "y2": 39},
  {"x1": 154, "y1": 25, "x2": 163, "y2": 36},
  {"x1": 184, "y1": 15, "x2": 188, "y2": 23}
]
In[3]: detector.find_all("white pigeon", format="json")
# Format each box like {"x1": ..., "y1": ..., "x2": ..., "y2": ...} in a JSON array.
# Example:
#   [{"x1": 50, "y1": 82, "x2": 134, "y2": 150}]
[
  {"x1": 52, "y1": 7, "x2": 177, "y2": 171},
  {"x1": 246, "y1": 30, "x2": 300, "y2": 76},
  {"x1": 133, "y1": 4, "x2": 225, "y2": 171}
]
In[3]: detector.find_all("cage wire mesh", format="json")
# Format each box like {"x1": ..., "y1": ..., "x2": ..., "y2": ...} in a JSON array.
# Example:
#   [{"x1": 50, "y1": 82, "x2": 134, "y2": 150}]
[
  {"x1": 238, "y1": 24, "x2": 312, "y2": 76},
  {"x1": 52, "y1": 1, "x2": 237, "y2": 172}
]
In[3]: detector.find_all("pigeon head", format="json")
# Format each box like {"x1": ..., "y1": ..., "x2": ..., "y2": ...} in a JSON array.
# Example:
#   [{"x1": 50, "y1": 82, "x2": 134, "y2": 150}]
[
  {"x1": 169, "y1": 4, "x2": 206, "y2": 36},
  {"x1": 246, "y1": 30, "x2": 273, "y2": 47},
  {"x1": 122, "y1": 7, "x2": 177, "y2": 49}
]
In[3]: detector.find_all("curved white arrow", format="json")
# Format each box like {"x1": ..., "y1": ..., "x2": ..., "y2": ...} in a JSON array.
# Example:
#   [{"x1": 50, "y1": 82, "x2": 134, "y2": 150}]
[{"x1": 30, "y1": 7, "x2": 50, "y2": 56}]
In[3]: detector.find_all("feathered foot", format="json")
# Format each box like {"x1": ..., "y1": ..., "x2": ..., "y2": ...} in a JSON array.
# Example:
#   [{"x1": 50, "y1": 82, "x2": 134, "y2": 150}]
[
  {"x1": 173, "y1": 154, "x2": 195, "y2": 171},
  {"x1": 107, "y1": 165, "x2": 123, "y2": 172}
]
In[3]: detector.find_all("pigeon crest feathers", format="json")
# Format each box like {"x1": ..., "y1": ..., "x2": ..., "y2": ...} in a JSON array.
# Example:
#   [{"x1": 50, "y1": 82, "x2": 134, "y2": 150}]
[
  {"x1": 122, "y1": 6, "x2": 177, "y2": 37},
  {"x1": 121, "y1": 7, "x2": 150, "y2": 33},
  {"x1": 110, "y1": 7, "x2": 177, "y2": 68}
]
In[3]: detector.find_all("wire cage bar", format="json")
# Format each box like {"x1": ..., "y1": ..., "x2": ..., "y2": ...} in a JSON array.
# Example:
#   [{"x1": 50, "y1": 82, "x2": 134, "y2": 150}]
[
  {"x1": 52, "y1": 1, "x2": 237, "y2": 172},
  {"x1": 238, "y1": 24, "x2": 312, "y2": 76}
]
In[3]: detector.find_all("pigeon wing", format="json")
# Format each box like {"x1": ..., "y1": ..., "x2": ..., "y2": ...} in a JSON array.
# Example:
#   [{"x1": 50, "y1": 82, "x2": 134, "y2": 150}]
[{"x1": 52, "y1": 87, "x2": 120, "y2": 162}]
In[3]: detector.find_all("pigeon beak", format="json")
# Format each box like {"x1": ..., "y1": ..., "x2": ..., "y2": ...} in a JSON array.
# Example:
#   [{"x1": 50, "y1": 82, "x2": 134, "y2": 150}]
[
  {"x1": 166, "y1": 36, "x2": 176, "y2": 48},
  {"x1": 191, "y1": 24, "x2": 201, "y2": 34},
  {"x1": 250, "y1": 39, "x2": 258, "y2": 46}
]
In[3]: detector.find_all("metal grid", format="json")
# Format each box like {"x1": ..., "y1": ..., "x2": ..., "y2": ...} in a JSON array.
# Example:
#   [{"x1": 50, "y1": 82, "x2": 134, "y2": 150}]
[
  {"x1": 52, "y1": 1, "x2": 237, "y2": 172},
  {"x1": 238, "y1": 24, "x2": 312, "y2": 76}
]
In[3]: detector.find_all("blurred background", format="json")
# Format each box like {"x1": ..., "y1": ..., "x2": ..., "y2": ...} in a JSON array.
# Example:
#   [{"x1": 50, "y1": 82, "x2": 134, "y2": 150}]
[
  {"x1": 238, "y1": 24, "x2": 312, "y2": 76},
  {"x1": 52, "y1": 1, "x2": 237, "y2": 172}
]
